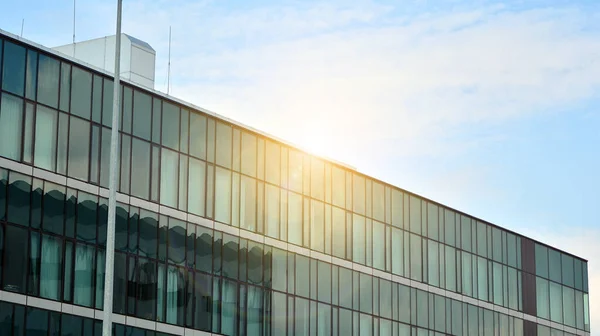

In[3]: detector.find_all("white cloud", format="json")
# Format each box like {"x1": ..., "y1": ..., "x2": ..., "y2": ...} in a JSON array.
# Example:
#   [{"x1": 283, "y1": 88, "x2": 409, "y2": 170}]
[{"x1": 108, "y1": 2, "x2": 600, "y2": 165}]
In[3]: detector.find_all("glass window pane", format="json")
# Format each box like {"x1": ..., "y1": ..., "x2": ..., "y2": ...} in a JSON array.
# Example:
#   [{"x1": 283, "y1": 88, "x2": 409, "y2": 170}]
[
  {"x1": 444, "y1": 210, "x2": 455, "y2": 246},
  {"x1": 548, "y1": 249, "x2": 562, "y2": 283},
  {"x1": 241, "y1": 131, "x2": 256, "y2": 177},
  {"x1": 240, "y1": 175, "x2": 256, "y2": 231},
  {"x1": 288, "y1": 150, "x2": 302, "y2": 193},
  {"x1": 409, "y1": 196, "x2": 422, "y2": 235},
  {"x1": 166, "y1": 266, "x2": 185, "y2": 325},
  {"x1": 288, "y1": 192, "x2": 302, "y2": 245},
  {"x1": 0, "y1": 93, "x2": 23, "y2": 160},
  {"x1": 215, "y1": 167, "x2": 232, "y2": 224},
  {"x1": 295, "y1": 297, "x2": 309, "y2": 336},
  {"x1": 160, "y1": 149, "x2": 179, "y2": 208},
  {"x1": 68, "y1": 117, "x2": 90, "y2": 180},
  {"x1": 3, "y1": 225, "x2": 28, "y2": 293},
  {"x1": 391, "y1": 228, "x2": 403, "y2": 276},
  {"x1": 477, "y1": 256, "x2": 488, "y2": 301},
  {"x1": 445, "y1": 246, "x2": 456, "y2": 291},
  {"x1": 353, "y1": 174, "x2": 365, "y2": 215},
  {"x1": 310, "y1": 200, "x2": 325, "y2": 252},
  {"x1": 70, "y1": 67, "x2": 92, "y2": 119},
  {"x1": 180, "y1": 109, "x2": 189, "y2": 154},
  {"x1": 549, "y1": 282, "x2": 563, "y2": 323},
  {"x1": 190, "y1": 112, "x2": 207, "y2": 159},
  {"x1": 161, "y1": 101, "x2": 180, "y2": 150},
  {"x1": 216, "y1": 122, "x2": 232, "y2": 168},
  {"x1": 561, "y1": 254, "x2": 574, "y2": 288},
  {"x1": 91, "y1": 75, "x2": 102, "y2": 122},
  {"x1": 310, "y1": 158, "x2": 324, "y2": 201},
  {"x1": 353, "y1": 214, "x2": 365, "y2": 264},
  {"x1": 37, "y1": 54, "x2": 60, "y2": 108},
  {"x1": 410, "y1": 234, "x2": 422, "y2": 282},
  {"x1": 2, "y1": 41, "x2": 26, "y2": 96},
  {"x1": 133, "y1": 90, "x2": 152, "y2": 140},
  {"x1": 373, "y1": 221, "x2": 385, "y2": 270},
  {"x1": 428, "y1": 241, "x2": 440, "y2": 287},
  {"x1": 317, "y1": 261, "x2": 331, "y2": 303},
  {"x1": 427, "y1": 203, "x2": 439, "y2": 241},
  {"x1": 73, "y1": 244, "x2": 95, "y2": 307},
  {"x1": 265, "y1": 140, "x2": 280, "y2": 186},
  {"x1": 536, "y1": 244, "x2": 549, "y2": 278},
  {"x1": 188, "y1": 158, "x2": 206, "y2": 216},
  {"x1": 332, "y1": 206, "x2": 346, "y2": 259},
  {"x1": 131, "y1": 138, "x2": 151, "y2": 199},
  {"x1": 266, "y1": 184, "x2": 280, "y2": 238},
  {"x1": 34, "y1": 106, "x2": 58, "y2": 171},
  {"x1": 563, "y1": 286, "x2": 575, "y2": 327},
  {"x1": 60, "y1": 63, "x2": 72, "y2": 113},
  {"x1": 295, "y1": 255, "x2": 310, "y2": 298},
  {"x1": 168, "y1": 219, "x2": 186, "y2": 266},
  {"x1": 25, "y1": 50, "x2": 38, "y2": 100},
  {"x1": 120, "y1": 134, "x2": 131, "y2": 194},
  {"x1": 40, "y1": 234, "x2": 62, "y2": 300}
]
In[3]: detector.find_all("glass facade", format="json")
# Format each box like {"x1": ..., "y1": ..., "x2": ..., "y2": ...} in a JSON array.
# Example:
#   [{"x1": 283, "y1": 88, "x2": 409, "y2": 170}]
[{"x1": 0, "y1": 32, "x2": 591, "y2": 335}]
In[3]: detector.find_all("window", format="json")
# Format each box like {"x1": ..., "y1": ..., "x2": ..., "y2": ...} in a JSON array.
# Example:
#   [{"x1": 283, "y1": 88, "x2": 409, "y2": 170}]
[
  {"x1": 215, "y1": 167, "x2": 231, "y2": 224},
  {"x1": 188, "y1": 158, "x2": 206, "y2": 216},
  {"x1": 131, "y1": 138, "x2": 151, "y2": 199},
  {"x1": 133, "y1": 90, "x2": 152, "y2": 140},
  {"x1": 40, "y1": 234, "x2": 62, "y2": 300},
  {"x1": 73, "y1": 244, "x2": 95, "y2": 307},
  {"x1": 70, "y1": 67, "x2": 92, "y2": 119},
  {"x1": 477, "y1": 257, "x2": 488, "y2": 301},
  {"x1": 445, "y1": 246, "x2": 456, "y2": 291},
  {"x1": 536, "y1": 243, "x2": 549, "y2": 278},
  {"x1": 34, "y1": 106, "x2": 58, "y2": 171},
  {"x1": 160, "y1": 149, "x2": 179, "y2": 208},
  {"x1": 2, "y1": 41, "x2": 26, "y2": 96},
  {"x1": 0, "y1": 94, "x2": 23, "y2": 160},
  {"x1": 353, "y1": 174, "x2": 365, "y2": 215},
  {"x1": 391, "y1": 228, "x2": 403, "y2": 276},
  {"x1": 562, "y1": 254, "x2": 575, "y2": 288},
  {"x1": 180, "y1": 109, "x2": 189, "y2": 154},
  {"x1": 185, "y1": 114, "x2": 206, "y2": 165},
  {"x1": 317, "y1": 261, "x2": 331, "y2": 303},
  {"x1": 288, "y1": 192, "x2": 302, "y2": 246},
  {"x1": 548, "y1": 249, "x2": 562, "y2": 283},
  {"x1": 265, "y1": 140, "x2": 280, "y2": 185},
  {"x1": 241, "y1": 131, "x2": 257, "y2": 177},
  {"x1": 240, "y1": 175, "x2": 256, "y2": 231},
  {"x1": 331, "y1": 166, "x2": 345, "y2": 208},
  {"x1": 409, "y1": 196, "x2": 421, "y2": 235},
  {"x1": 373, "y1": 221, "x2": 385, "y2": 270},
  {"x1": 353, "y1": 214, "x2": 366, "y2": 264},
  {"x1": 428, "y1": 242, "x2": 440, "y2": 287},
  {"x1": 168, "y1": 219, "x2": 186, "y2": 265},
  {"x1": 549, "y1": 282, "x2": 563, "y2": 323},
  {"x1": 37, "y1": 54, "x2": 60, "y2": 108},
  {"x1": 60, "y1": 63, "x2": 71, "y2": 112},
  {"x1": 161, "y1": 101, "x2": 180, "y2": 150},
  {"x1": 216, "y1": 122, "x2": 232, "y2": 168},
  {"x1": 332, "y1": 206, "x2": 345, "y2": 259},
  {"x1": 391, "y1": 190, "x2": 403, "y2": 228},
  {"x1": 444, "y1": 210, "x2": 456, "y2": 246},
  {"x1": 120, "y1": 135, "x2": 131, "y2": 194},
  {"x1": 311, "y1": 158, "x2": 324, "y2": 201},
  {"x1": 427, "y1": 203, "x2": 439, "y2": 241},
  {"x1": 2, "y1": 225, "x2": 28, "y2": 293},
  {"x1": 68, "y1": 117, "x2": 91, "y2": 180},
  {"x1": 410, "y1": 234, "x2": 422, "y2": 282},
  {"x1": 265, "y1": 184, "x2": 280, "y2": 238},
  {"x1": 288, "y1": 150, "x2": 303, "y2": 193}
]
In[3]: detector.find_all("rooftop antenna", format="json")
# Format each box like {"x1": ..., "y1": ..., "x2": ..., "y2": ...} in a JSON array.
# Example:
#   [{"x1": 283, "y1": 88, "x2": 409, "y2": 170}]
[
  {"x1": 167, "y1": 25, "x2": 172, "y2": 95},
  {"x1": 72, "y1": 0, "x2": 76, "y2": 55},
  {"x1": 20, "y1": 19, "x2": 24, "y2": 37}
]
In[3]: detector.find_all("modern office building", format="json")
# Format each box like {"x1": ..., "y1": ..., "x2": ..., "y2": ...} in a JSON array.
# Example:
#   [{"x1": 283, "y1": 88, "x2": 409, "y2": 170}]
[{"x1": 0, "y1": 29, "x2": 591, "y2": 336}]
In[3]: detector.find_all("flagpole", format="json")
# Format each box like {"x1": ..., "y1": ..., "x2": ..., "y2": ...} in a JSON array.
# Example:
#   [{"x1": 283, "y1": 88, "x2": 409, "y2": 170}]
[{"x1": 102, "y1": 0, "x2": 122, "y2": 335}]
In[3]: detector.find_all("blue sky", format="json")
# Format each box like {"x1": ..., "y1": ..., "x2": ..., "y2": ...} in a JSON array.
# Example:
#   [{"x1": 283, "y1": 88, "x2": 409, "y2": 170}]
[{"x1": 1, "y1": 0, "x2": 599, "y2": 329}]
